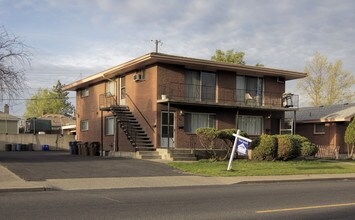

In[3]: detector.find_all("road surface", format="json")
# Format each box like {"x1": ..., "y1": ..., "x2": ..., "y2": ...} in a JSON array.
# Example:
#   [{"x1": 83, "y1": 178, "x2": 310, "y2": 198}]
[{"x1": 1, "y1": 179, "x2": 354, "y2": 219}]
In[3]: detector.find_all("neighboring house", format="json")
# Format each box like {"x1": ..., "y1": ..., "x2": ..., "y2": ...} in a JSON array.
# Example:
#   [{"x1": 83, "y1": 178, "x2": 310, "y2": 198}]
[
  {"x1": 40, "y1": 114, "x2": 76, "y2": 135},
  {"x1": 286, "y1": 103, "x2": 355, "y2": 154},
  {"x1": 64, "y1": 52, "x2": 306, "y2": 155},
  {"x1": 0, "y1": 104, "x2": 20, "y2": 134}
]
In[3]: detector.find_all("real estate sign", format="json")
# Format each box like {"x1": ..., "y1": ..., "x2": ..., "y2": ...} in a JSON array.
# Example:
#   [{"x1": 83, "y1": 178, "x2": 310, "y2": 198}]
[
  {"x1": 227, "y1": 130, "x2": 252, "y2": 171},
  {"x1": 237, "y1": 138, "x2": 249, "y2": 156}
]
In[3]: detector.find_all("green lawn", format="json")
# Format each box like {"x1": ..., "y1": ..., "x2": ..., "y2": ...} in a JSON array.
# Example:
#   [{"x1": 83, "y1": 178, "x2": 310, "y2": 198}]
[{"x1": 169, "y1": 160, "x2": 355, "y2": 177}]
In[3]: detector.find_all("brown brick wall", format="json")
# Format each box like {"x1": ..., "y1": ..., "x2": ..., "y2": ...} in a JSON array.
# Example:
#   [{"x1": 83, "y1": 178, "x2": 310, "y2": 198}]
[
  {"x1": 75, "y1": 62, "x2": 289, "y2": 151},
  {"x1": 124, "y1": 65, "x2": 158, "y2": 147},
  {"x1": 76, "y1": 80, "x2": 134, "y2": 151},
  {"x1": 296, "y1": 122, "x2": 350, "y2": 154}
]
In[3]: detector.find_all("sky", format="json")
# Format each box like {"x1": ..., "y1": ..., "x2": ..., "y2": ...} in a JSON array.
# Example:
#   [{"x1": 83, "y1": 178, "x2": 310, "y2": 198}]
[{"x1": 1, "y1": 0, "x2": 354, "y2": 117}]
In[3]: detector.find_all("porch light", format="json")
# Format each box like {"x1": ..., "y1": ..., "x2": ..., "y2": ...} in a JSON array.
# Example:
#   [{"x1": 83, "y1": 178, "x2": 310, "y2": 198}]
[{"x1": 161, "y1": 94, "x2": 167, "y2": 100}]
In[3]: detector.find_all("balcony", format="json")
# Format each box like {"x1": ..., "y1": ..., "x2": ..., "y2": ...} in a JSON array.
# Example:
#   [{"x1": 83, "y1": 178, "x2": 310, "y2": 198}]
[
  {"x1": 159, "y1": 83, "x2": 299, "y2": 110},
  {"x1": 99, "y1": 92, "x2": 117, "y2": 110}
]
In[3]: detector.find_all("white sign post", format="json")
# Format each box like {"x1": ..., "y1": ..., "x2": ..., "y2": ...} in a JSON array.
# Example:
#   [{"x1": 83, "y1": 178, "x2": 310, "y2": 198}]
[{"x1": 227, "y1": 129, "x2": 252, "y2": 171}]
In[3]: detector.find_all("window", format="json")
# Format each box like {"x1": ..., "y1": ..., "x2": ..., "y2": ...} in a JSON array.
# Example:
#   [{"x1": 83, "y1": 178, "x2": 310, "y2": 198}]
[
  {"x1": 236, "y1": 76, "x2": 263, "y2": 105},
  {"x1": 81, "y1": 88, "x2": 89, "y2": 97},
  {"x1": 314, "y1": 123, "x2": 325, "y2": 134},
  {"x1": 120, "y1": 76, "x2": 126, "y2": 100},
  {"x1": 80, "y1": 120, "x2": 89, "y2": 131},
  {"x1": 106, "y1": 80, "x2": 116, "y2": 96},
  {"x1": 185, "y1": 70, "x2": 216, "y2": 101},
  {"x1": 236, "y1": 115, "x2": 263, "y2": 135},
  {"x1": 184, "y1": 112, "x2": 216, "y2": 133},
  {"x1": 105, "y1": 117, "x2": 115, "y2": 135}
]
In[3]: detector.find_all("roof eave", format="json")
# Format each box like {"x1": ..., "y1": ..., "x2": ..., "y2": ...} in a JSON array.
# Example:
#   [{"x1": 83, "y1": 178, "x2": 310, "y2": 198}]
[{"x1": 63, "y1": 53, "x2": 306, "y2": 91}]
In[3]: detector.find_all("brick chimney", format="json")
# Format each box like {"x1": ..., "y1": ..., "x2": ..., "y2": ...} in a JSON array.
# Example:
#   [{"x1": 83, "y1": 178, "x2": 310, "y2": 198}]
[{"x1": 4, "y1": 104, "x2": 9, "y2": 114}]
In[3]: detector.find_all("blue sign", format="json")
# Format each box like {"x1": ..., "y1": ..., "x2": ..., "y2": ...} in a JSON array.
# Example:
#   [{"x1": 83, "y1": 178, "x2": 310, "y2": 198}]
[{"x1": 237, "y1": 138, "x2": 249, "y2": 155}]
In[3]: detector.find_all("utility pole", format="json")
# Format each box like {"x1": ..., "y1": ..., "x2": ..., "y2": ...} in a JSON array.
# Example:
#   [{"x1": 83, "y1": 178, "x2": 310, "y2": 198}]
[{"x1": 151, "y1": 40, "x2": 162, "y2": 53}]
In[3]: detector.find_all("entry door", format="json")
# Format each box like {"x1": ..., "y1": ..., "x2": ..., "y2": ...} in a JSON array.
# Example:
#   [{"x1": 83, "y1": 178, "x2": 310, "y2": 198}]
[
  {"x1": 119, "y1": 76, "x2": 126, "y2": 105},
  {"x1": 271, "y1": 118, "x2": 280, "y2": 135},
  {"x1": 161, "y1": 111, "x2": 175, "y2": 148}
]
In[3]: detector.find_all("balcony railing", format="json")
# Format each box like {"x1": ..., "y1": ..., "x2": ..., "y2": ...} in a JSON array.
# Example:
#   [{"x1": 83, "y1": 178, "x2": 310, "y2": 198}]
[
  {"x1": 99, "y1": 92, "x2": 117, "y2": 110},
  {"x1": 159, "y1": 83, "x2": 299, "y2": 109}
]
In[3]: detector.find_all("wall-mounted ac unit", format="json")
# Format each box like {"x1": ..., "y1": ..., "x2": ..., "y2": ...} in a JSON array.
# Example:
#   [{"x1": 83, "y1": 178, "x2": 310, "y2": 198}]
[
  {"x1": 133, "y1": 73, "x2": 144, "y2": 81},
  {"x1": 277, "y1": 77, "x2": 285, "y2": 83}
]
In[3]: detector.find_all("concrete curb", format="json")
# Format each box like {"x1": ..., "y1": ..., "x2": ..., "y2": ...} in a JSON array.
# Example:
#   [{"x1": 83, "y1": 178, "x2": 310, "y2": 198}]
[
  {"x1": 236, "y1": 177, "x2": 355, "y2": 185},
  {"x1": 0, "y1": 186, "x2": 55, "y2": 193}
]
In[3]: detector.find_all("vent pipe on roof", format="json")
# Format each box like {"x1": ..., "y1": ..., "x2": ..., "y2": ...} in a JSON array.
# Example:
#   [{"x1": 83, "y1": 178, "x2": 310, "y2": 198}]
[{"x1": 4, "y1": 104, "x2": 9, "y2": 114}]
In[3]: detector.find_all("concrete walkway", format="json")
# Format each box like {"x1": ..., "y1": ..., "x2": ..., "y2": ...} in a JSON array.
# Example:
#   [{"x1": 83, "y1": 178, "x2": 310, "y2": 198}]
[{"x1": 2, "y1": 162, "x2": 355, "y2": 192}]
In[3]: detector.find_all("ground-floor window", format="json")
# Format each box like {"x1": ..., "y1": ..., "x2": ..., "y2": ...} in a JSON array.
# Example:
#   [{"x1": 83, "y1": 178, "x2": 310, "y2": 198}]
[
  {"x1": 314, "y1": 123, "x2": 325, "y2": 134},
  {"x1": 105, "y1": 116, "x2": 114, "y2": 135},
  {"x1": 236, "y1": 115, "x2": 263, "y2": 135},
  {"x1": 80, "y1": 120, "x2": 89, "y2": 131},
  {"x1": 184, "y1": 112, "x2": 216, "y2": 133}
]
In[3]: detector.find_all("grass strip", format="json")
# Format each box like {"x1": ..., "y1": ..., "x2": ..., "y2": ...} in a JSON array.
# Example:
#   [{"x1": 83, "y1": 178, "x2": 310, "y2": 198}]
[{"x1": 169, "y1": 160, "x2": 355, "y2": 177}]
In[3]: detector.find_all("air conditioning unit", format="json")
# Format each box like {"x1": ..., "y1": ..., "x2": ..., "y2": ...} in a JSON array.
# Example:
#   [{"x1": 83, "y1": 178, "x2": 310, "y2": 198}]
[
  {"x1": 133, "y1": 73, "x2": 145, "y2": 81},
  {"x1": 277, "y1": 77, "x2": 285, "y2": 83}
]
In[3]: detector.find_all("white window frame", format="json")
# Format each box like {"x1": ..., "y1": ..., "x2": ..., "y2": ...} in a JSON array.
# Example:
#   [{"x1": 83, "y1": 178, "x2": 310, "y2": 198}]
[
  {"x1": 80, "y1": 120, "x2": 89, "y2": 131},
  {"x1": 314, "y1": 123, "x2": 325, "y2": 134},
  {"x1": 236, "y1": 115, "x2": 263, "y2": 136},
  {"x1": 81, "y1": 88, "x2": 89, "y2": 97},
  {"x1": 184, "y1": 112, "x2": 216, "y2": 133},
  {"x1": 106, "y1": 80, "x2": 116, "y2": 96},
  {"x1": 105, "y1": 116, "x2": 115, "y2": 135}
]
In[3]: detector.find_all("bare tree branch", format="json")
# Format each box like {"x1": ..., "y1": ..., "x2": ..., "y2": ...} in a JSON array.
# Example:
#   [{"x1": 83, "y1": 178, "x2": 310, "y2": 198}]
[{"x1": 0, "y1": 26, "x2": 30, "y2": 102}]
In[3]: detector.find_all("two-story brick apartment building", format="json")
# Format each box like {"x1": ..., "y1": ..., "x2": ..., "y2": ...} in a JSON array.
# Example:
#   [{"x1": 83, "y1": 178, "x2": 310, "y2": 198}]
[{"x1": 64, "y1": 53, "x2": 306, "y2": 158}]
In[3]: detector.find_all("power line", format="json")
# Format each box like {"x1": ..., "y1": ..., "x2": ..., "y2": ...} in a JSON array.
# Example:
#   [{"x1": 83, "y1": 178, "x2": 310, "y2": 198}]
[{"x1": 1, "y1": 97, "x2": 76, "y2": 101}]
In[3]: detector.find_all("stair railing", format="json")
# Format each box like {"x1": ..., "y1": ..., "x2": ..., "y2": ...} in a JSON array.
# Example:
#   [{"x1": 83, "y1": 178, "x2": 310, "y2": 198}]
[
  {"x1": 115, "y1": 108, "x2": 138, "y2": 149},
  {"x1": 124, "y1": 93, "x2": 155, "y2": 133}
]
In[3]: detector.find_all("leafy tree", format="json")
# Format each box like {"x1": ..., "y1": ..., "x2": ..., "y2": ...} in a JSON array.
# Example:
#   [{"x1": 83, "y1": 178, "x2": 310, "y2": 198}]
[
  {"x1": 24, "y1": 80, "x2": 75, "y2": 118},
  {"x1": 0, "y1": 26, "x2": 30, "y2": 101},
  {"x1": 297, "y1": 52, "x2": 355, "y2": 106},
  {"x1": 211, "y1": 49, "x2": 246, "y2": 65},
  {"x1": 345, "y1": 118, "x2": 355, "y2": 158}
]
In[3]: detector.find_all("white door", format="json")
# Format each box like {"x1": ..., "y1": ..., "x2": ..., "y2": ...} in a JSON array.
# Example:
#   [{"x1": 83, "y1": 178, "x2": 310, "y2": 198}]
[
  {"x1": 119, "y1": 76, "x2": 126, "y2": 105},
  {"x1": 161, "y1": 111, "x2": 175, "y2": 148}
]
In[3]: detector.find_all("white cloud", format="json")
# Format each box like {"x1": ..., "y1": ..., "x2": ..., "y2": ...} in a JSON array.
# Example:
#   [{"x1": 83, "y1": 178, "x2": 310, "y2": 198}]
[{"x1": 2, "y1": 0, "x2": 355, "y2": 115}]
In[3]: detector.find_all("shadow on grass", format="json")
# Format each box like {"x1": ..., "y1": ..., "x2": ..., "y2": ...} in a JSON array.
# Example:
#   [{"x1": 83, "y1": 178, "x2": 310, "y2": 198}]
[{"x1": 296, "y1": 166, "x2": 344, "y2": 170}]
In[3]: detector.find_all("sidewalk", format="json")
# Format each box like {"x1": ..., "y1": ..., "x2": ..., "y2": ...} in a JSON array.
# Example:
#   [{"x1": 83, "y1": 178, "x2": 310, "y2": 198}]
[
  {"x1": 0, "y1": 164, "x2": 47, "y2": 192},
  {"x1": 1, "y1": 163, "x2": 355, "y2": 192}
]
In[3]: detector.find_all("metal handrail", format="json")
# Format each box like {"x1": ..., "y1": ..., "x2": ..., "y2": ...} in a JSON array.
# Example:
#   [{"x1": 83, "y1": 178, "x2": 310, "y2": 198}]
[
  {"x1": 159, "y1": 82, "x2": 299, "y2": 108},
  {"x1": 125, "y1": 93, "x2": 155, "y2": 133}
]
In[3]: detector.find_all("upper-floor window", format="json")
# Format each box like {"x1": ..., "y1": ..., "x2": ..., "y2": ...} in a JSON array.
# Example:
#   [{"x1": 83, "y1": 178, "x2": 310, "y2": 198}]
[
  {"x1": 185, "y1": 70, "x2": 216, "y2": 102},
  {"x1": 106, "y1": 80, "x2": 116, "y2": 96},
  {"x1": 314, "y1": 123, "x2": 325, "y2": 134},
  {"x1": 81, "y1": 88, "x2": 89, "y2": 97},
  {"x1": 236, "y1": 75, "x2": 263, "y2": 105}
]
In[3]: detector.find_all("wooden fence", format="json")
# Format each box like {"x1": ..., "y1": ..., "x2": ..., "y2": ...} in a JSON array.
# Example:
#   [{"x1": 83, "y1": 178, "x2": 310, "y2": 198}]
[{"x1": 315, "y1": 145, "x2": 340, "y2": 159}]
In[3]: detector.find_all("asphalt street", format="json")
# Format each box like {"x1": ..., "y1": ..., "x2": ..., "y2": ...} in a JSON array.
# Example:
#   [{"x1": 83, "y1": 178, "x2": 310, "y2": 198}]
[
  {"x1": 1, "y1": 180, "x2": 354, "y2": 220},
  {"x1": 0, "y1": 151, "x2": 187, "y2": 181}
]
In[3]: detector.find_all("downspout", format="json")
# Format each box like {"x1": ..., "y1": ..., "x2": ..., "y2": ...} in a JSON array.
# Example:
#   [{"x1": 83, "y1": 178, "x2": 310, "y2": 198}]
[
  {"x1": 167, "y1": 101, "x2": 170, "y2": 149},
  {"x1": 101, "y1": 111, "x2": 103, "y2": 157},
  {"x1": 102, "y1": 74, "x2": 119, "y2": 153},
  {"x1": 293, "y1": 110, "x2": 297, "y2": 135}
]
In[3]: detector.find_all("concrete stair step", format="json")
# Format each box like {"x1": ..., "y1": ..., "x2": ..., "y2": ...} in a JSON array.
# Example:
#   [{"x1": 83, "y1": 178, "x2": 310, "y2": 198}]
[{"x1": 140, "y1": 155, "x2": 162, "y2": 160}]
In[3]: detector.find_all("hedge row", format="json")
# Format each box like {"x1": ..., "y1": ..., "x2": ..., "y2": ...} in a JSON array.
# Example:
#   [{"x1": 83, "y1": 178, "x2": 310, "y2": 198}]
[{"x1": 250, "y1": 134, "x2": 318, "y2": 161}]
